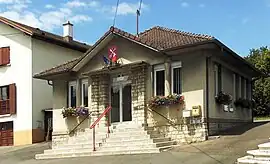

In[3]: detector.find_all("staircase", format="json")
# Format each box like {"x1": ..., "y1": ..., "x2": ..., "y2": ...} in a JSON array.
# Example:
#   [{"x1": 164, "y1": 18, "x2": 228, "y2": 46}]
[
  {"x1": 35, "y1": 122, "x2": 176, "y2": 159},
  {"x1": 237, "y1": 138, "x2": 270, "y2": 164}
]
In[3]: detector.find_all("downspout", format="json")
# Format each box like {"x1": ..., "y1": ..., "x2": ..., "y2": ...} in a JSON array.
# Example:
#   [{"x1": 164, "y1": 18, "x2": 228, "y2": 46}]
[
  {"x1": 205, "y1": 55, "x2": 211, "y2": 138},
  {"x1": 47, "y1": 80, "x2": 53, "y2": 86}
]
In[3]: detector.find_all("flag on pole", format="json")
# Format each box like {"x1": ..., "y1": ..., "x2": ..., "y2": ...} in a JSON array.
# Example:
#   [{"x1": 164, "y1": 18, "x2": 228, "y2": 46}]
[
  {"x1": 103, "y1": 55, "x2": 110, "y2": 65},
  {"x1": 108, "y1": 46, "x2": 118, "y2": 62}
]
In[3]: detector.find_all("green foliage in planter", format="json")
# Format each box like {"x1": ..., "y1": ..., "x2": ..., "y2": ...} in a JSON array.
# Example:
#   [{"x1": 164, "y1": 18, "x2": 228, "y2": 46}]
[
  {"x1": 215, "y1": 91, "x2": 233, "y2": 105},
  {"x1": 234, "y1": 98, "x2": 254, "y2": 109},
  {"x1": 148, "y1": 94, "x2": 184, "y2": 109},
  {"x1": 61, "y1": 107, "x2": 89, "y2": 118}
]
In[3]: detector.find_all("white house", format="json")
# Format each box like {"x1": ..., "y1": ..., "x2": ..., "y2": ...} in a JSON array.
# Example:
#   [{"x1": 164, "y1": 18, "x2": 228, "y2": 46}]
[{"x1": 0, "y1": 16, "x2": 90, "y2": 146}]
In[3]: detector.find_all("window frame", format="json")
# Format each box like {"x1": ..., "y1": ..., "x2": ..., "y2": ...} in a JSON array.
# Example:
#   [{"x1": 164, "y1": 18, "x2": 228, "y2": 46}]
[
  {"x1": 0, "y1": 47, "x2": 10, "y2": 66},
  {"x1": 214, "y1": 64, "x2": 222, "y2": 96},
  {"x1": 243, "y1": 78, "x2": 246, "y2": 99},
  {"x1": 171, "y1": 61, "x2": 182, "y2": 95},
  {"x1": 233, "y1": 73, "x2": 236, "y2": 101},
  {"x1": 0, "y1": 85, "x2": 9, "y2": 101},
  {"x1": 68, "y1": 81, "x2": 76, "y2": 108},
  {"x1": 238, "y1": 76, "x2": 242, "y2": 98},
  {"x1": 153, "y1": 64, "x2": 165, "y2": 96},
  {"x1": 81, "y1": 79, "x2": 88, "y2": 107}
]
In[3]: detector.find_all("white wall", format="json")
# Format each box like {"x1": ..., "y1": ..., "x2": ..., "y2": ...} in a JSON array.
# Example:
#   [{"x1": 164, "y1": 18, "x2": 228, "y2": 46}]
[
  {"x1": 0, "y1": 24, "x2": 33, "y2": 133},
  {"x1": 32, "y1": 39, "x2": 84, "y2": 130}
]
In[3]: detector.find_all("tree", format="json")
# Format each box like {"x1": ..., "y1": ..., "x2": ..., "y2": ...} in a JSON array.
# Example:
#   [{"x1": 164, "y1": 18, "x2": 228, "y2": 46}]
[{"x1": 245, "y1": 46, "x2": 270, "y2": 116}]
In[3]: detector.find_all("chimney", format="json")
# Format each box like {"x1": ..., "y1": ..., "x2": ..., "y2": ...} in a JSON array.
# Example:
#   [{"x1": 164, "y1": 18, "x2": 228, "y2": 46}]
[{"x1": 63, "y1": 21, "x2": 73, "y2": 42}]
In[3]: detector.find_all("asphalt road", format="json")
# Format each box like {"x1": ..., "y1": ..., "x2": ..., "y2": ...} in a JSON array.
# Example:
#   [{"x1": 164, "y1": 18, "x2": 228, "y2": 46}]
[{"x1": 1, "y1": 121, "x2": 270, "y2": 164}]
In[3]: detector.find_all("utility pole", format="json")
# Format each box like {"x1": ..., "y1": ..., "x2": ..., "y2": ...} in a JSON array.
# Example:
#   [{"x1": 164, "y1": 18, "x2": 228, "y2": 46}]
[
  {"x1": 136, "y1": 9, "x2": 140, "y2": 36},
  {"x1": 136, "y1": 0, "x2": 143, "y2": 36}
]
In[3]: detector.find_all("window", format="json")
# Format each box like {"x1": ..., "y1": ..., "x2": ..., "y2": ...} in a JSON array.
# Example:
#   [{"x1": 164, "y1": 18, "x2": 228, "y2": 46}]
[
  {"x1": 0, "y1": 84, "x2": 16, "y2": 115},
  {"x1": 81, "y1": 79, "x2": 88, "y2": 107},
  {"x1": 171, "y1": 61, "x2": 182, "y2": 94},
  {"x1": 68, "y1": 81, "x2": 76, "y2": 107},
  {"x1": 0, "y1": 47, "x2": 10, "y2": 66},
  {"x1": 241, "y1": 76, "x2": 245, "y2": 98},
  {"x1": 238, "y1": 76, "x2": 242, "y2": 98},
  {"x1": 214, "y1": 64, "x2": 222, "y2": 95},
  {"x1": 154, "y1": 65, "x2": 165, "y2": 96},
  {"x1": 246, "y1": 79, "x2": 250, "y2": 99},
  {"x1": 0, "y1": 86, "x2": 9, "y2": 101},
  {"x1": 235, "y1": 74, "x2": 239, "y2": 99}
]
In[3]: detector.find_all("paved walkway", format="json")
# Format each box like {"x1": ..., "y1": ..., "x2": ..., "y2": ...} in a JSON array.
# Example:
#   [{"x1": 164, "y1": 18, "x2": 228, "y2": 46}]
[{"x1": 1, "y1": 121, "x2": 270, "y2": 164}]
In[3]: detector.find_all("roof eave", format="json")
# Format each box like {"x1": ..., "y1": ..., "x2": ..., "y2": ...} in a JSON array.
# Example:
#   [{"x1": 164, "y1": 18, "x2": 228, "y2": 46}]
[
  {"x1": 212, "y1": 39, "x2": 263, "y2": 77},
  {"x1": 32, "y1": 34, "x2": 89, "y2": 53},
  {"x1": 33, "y1": 70, "x2": 71, "y2": 80}
]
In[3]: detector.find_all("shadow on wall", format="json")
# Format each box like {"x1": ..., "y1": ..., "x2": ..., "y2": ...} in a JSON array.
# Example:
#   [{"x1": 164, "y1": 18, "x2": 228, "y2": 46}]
[
  {"x1": 216, "y1": 121, "x2": 269, "y2": 136},
  {"x1": 65, "y1": 117, "x2": 91, "y2": 133},
  {"x1": 150, "y1": 103, "x2": 184, "y2": 126}
]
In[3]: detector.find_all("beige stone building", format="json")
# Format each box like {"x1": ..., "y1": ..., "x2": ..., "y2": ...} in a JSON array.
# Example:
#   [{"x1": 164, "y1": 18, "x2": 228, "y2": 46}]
[{"x1": 34, "y1": 26, "x2": 261, "y2": 146}]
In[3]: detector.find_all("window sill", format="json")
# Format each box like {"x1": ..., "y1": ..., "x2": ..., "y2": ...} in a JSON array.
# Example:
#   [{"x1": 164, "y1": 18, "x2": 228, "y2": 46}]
[
  {"x1": 0, "y1": 114, "x2": 11, "y2": 118},
  {"x1": 0, "y1": 63, "x2": 11, "y2": 68}
]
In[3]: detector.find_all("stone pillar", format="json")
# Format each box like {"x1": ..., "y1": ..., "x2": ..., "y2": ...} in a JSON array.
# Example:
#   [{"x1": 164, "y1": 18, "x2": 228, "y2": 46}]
[
  {"x1": 88, "y1": 76, "x2": 92, "y2": 108},
  {"x1": 131, "y1": 65, "x2": 147, "y2": 126},
  {"x1": 164, "y1": 58, "x2": 171, "y2": 96},
  {"x1": 76, "y1": 79, "x2": 81, "y2": 107},
  {"x1": 90, "y1": 73, "x2": 110, "y2": 126}
]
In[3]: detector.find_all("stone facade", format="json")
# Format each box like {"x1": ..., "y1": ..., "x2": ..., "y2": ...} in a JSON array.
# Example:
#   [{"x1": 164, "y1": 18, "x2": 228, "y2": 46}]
[
  {"x1": 146, "y1": 104, "x2": 207, "y2": 143},
  {"x1": 130, "y1": 65, "x2": 147, "y2": 126},
  {"x1": 208, "y1": 118, "x2": 250, "y2": 135},
  {"x1": 90, "y1": 73, "x2": 110, "y2": 125}
]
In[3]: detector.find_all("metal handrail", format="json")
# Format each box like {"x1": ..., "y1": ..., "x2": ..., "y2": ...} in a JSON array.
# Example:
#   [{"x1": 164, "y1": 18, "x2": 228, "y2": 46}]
[
  {"x1": 69, "y1": 112, "x2": 92, "y2": 135},
  {"x1": 90, "y1": 106, "x2": 112, "y2": 151},
  {"x1": 147, "y1": 108, "x2": 178, "y2": 129}
]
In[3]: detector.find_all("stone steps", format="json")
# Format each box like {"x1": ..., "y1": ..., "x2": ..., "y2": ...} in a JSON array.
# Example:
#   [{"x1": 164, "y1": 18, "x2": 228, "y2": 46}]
[
  {"x1": 237, "y1": 156, "x2": 270, "y2": 164},
  {"x1": 36, "y1": 124, "x2": 177, "y2": 160},
  {"x1": 258, "y1": 142, "x2": 270, "y2": 150},
  {"x1": 52, "y1": 143, "x2": 99, "y2": 149},
  {"x1": 236, "y1": 141, "x2": 270, "y2": 163},
  {"x1": 36, "y1": 147, "x2": 161, "y2": 160},
  {"x1": 247, "y1": 149, "x2": 270, "y2": 157}
]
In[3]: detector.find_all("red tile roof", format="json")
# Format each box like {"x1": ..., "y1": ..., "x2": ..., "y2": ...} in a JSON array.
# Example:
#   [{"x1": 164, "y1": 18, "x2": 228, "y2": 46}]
[
  {"x1": 33, "y1": 26, "x2": 215, "y2": 79},
  {"x1": 0, "y1": 16, "x2": 90, "y2": 52},
  {"x1": 138, "y1": 26, "x2": 214, "y2": 50}
]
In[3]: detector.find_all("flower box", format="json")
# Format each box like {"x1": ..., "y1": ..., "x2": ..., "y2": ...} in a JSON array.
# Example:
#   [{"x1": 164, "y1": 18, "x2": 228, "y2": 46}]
[
  {"x1": 215, "y1": 91, "x2": 233, "y2": 105},
  {"x1": 234, "y1": 98, "x2": 254, "y2": 109},
  {"x1": 61, "y1": 107, "x2": 90, "y2": 118},
  {"x1": 148, "y1": 94, "x2": 184, "y2": 109}
]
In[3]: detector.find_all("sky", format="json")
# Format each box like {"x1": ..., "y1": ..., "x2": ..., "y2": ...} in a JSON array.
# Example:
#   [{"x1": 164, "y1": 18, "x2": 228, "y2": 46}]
[{"x1": 0, "y1": 0, "x2": 270, "y2": 57}]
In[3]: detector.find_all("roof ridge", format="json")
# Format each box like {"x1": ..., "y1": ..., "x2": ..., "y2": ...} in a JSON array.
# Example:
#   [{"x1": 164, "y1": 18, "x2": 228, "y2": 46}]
[{"x1": 150, "y1": 26, "x2": 214, "y2": 40}]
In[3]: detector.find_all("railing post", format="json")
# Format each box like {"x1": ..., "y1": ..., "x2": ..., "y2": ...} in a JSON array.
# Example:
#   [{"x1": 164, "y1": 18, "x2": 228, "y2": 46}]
[
  {"x1": 93, "y1": 126, "x2": 96, "y2": 151},
  {"x1": 107, "y1": 112, "x2": 110, "y2": 137}
]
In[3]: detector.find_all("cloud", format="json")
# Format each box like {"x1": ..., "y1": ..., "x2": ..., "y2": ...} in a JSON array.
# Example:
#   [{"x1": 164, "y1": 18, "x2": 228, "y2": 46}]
[
  {"x1": 0, "y1": 0, "x2": 31, "y2": 4},
  {"x1": 104, "y1": 2, "x2": 148, "y2": 16},
  {"x1": 0, "y1": 1, "x2": 92, "y2": 31},
  {"x1": 199, "y1": 4, "x2": 205, "y2": 8},
  {"x1": 70, "y1": 15, "x2": 92, "y2": 23},
  {"x1": 0, "y1": 11, "x2": 42, "y2": 27},
  {"x1": 7, "y1": 3, "x2": 28, "y2": 11},
  {"x1": 45, "y1": 4, "x2": 54, "y2": 9},
  {"x1": 66, "y1": 0, "x2": 86, "y2": 8},
  {"x1": 89, "y1": 1, "x2": 99, "y2": 7},
  {"x1": 181, "y1": 2, "x2": 189, "y2": 8}
]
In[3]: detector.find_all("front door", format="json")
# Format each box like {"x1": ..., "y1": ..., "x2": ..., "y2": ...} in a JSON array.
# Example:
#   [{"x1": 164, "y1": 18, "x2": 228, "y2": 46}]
[{"x1": 111, "y1": 83, "x2": 132, "y2": 123}]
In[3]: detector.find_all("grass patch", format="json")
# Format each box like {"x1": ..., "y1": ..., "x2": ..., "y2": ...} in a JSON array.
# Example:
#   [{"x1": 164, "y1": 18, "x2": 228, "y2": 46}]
[{"x1": 254, "y1": 116, "x2": 270, "y2": 121}]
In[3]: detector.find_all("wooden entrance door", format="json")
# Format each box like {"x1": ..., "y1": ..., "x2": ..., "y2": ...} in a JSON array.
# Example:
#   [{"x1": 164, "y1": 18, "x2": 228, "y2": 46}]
[{"x1": 0, "y1": 121, "x2": 13, "y2": 146}]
